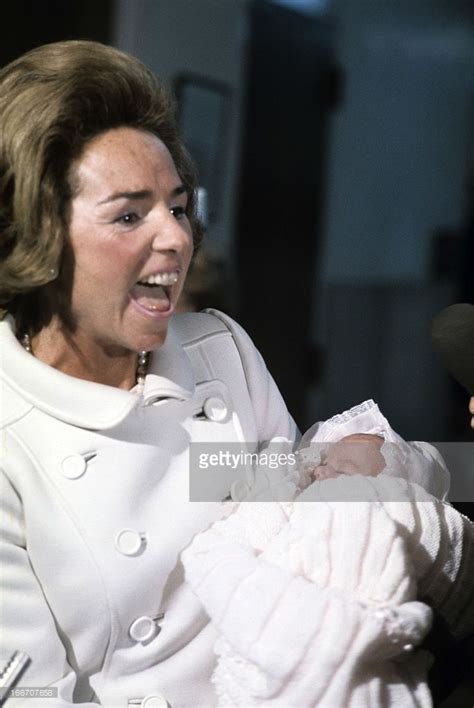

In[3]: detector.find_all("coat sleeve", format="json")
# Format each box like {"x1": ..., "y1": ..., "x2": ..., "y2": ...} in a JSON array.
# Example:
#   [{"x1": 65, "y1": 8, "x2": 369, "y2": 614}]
[{"x1": 0, "y1": 469, "x2": 99, "y2": 707}]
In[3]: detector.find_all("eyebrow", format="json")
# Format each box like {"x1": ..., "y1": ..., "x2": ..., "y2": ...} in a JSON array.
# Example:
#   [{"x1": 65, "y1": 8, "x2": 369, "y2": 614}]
[{"x1": 97, "y1": 184, "x2": 188, "y2": 206}]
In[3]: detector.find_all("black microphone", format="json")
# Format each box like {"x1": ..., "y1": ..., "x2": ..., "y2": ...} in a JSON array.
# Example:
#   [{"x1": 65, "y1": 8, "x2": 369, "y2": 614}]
[{"x1": 431, "y1": 303, "x2": 474, "y2": 395}]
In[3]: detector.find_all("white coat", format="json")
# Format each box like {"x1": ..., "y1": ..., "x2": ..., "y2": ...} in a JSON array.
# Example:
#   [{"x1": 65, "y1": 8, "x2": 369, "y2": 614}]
[{"x1": 0, "y1": 309, "x2": 297, "y2": 708}]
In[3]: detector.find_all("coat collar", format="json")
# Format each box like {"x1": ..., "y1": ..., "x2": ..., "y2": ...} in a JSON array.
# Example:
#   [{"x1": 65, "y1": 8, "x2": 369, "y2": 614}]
[{"x1": 0, "y1": 316, "x2": 195, "y2": 430}]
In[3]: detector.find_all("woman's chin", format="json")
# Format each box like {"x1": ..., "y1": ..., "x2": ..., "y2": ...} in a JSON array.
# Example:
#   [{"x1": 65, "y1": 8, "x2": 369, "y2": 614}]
[
  {"x1": 128, "y1": 326, "x2": 169, "y2": 354},
  {"x1": 125, "y1": 298, "x2": 176, "y2": 352}
]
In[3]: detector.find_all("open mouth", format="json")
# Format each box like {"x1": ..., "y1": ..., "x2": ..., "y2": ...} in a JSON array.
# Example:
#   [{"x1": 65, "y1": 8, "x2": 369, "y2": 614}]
[{"x1": 130, "y1": 270, "x2": 179, "y2": 314}]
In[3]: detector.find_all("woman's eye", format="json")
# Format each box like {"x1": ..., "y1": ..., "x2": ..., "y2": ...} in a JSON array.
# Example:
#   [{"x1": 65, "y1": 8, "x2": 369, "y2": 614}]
[
  {"x1": 170, "y1": 205, "x2": 187, "y2": 220},
  {"x1": 116, "y1": 212, "x2": 140, "y2": 226}
]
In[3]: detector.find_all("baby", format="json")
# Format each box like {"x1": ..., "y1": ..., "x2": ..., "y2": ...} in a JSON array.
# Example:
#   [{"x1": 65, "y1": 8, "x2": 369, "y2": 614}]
[
  {"x1": 182, "y1": 400, "x2": 473, "y2": 707},
  {"x1": 229, "y1": 399, "x2": 449, "y2": 503},
  {"x1": 300, "y1": 433, "x2": 385, "y2": 482}
]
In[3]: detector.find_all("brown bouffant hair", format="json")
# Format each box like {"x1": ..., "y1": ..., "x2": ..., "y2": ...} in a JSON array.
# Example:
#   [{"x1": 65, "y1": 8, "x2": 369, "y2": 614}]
[{"x1": 0, "y1": 40, "x2": 202, "y2": 334}]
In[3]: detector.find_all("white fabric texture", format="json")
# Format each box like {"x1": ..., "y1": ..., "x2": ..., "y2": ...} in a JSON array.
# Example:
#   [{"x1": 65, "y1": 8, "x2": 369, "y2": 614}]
[{"x1": 182, "y1": 501, "x2": 435, "y2": 707}]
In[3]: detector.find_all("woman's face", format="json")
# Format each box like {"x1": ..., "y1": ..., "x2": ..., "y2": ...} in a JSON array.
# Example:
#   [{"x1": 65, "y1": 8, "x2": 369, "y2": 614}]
[{"x1": 66, "y1": 127, "x2": 193, "y2": 353}]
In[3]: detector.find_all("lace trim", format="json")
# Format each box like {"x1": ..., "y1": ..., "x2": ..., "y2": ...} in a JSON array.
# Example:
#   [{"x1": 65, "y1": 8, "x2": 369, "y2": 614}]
[{"x1": 324, "y1": 399, "x2": 377, "y2": 427}]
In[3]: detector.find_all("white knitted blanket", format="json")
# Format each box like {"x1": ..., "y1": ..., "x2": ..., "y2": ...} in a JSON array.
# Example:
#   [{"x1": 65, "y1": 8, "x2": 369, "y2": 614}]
[{"x1": 182, "y1": 402, "x2": 474, "y2": 707}]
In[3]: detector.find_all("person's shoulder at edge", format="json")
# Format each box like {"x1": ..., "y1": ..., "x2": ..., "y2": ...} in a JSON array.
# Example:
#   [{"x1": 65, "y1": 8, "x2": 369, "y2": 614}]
[
  {"x1": 170, "y1": 307, "x2": 232, "y2": 344},
  {"x1": 172, "y1": 308, "x2": 300, "y2": 446},
  {"x1": 171, "y1": 308, "x2": 262, "y2": 351}
]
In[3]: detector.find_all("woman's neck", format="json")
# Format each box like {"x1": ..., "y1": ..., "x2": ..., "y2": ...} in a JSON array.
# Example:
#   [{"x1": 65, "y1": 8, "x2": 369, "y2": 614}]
[{"x1": 28, "y1": 319, "x2": 139, "y2": 390}]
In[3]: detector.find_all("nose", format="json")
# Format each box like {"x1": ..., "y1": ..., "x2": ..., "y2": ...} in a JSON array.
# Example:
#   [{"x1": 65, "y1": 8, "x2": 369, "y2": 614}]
[{"x1": 150, "y1": 209, "x2": 191, "y2": 254}]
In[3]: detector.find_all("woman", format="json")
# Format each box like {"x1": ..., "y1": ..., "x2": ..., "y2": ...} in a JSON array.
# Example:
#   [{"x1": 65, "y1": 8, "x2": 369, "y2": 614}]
[
  {"x1": 0, "y1": 41, "x2": 472, "y2": 708},
  {"x1": 0, "y1": 40, "x2": 299, "y2": 707}
]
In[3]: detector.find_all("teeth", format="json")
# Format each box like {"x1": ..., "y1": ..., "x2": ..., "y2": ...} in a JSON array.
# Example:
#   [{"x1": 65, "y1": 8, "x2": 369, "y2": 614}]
[{"x1": 141, "y1": 271, "x2": 179, "y2": 286}]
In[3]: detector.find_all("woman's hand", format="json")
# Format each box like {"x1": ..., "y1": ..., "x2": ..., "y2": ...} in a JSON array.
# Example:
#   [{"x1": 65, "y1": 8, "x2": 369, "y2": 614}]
[{"x1": 470, "y1": 398, "x2": 474, "y2": 428}]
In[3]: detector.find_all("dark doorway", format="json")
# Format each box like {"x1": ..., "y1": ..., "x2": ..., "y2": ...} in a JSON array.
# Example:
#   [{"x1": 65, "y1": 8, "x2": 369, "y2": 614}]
[{"x1": 236, "y1": 0, "x2": 341, "y2": 427}]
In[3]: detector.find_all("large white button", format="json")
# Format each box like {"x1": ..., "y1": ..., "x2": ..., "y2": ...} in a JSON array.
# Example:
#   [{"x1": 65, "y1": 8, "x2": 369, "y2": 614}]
[
  {"x1": 115, "y1": 529, "x2": 146, "y2": 556},
  {"x1": 203, "y1": 396, "x2": 228, "y2": 422},
  {"x1": 129, "y1": 616, "x2": 158, "y2": 643},
  {"x1": 61, "y1": 455, "x2": 87, "y2": 479},
  {"x1": 141, "y1": 696, "x2": 170, "y2": 708}
]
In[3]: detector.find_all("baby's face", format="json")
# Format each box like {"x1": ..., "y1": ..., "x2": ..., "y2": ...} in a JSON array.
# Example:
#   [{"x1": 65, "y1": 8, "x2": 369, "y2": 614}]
[{"x1": 310, "y1": 434, "x2": 385, "y2": 481}]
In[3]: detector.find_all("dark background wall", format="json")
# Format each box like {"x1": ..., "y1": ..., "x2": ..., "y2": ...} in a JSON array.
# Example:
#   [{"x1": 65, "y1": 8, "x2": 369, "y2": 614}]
[{"x1": 0, "y1": 0, "x2": 113, "y2": 65}]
